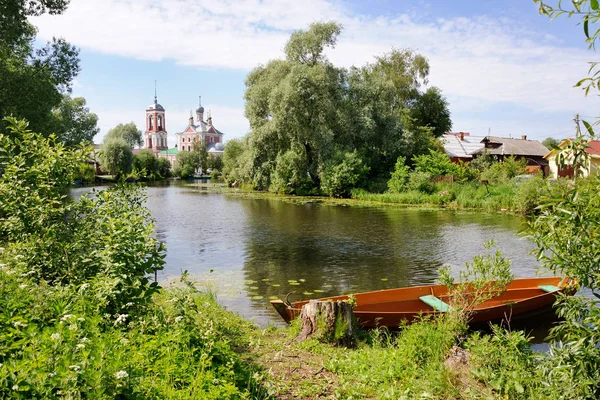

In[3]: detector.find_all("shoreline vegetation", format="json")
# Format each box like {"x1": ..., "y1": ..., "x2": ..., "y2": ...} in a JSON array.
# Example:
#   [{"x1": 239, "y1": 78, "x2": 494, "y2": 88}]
[{"x1": 3, "y1": 117, "x2": 600, "y2": 399}]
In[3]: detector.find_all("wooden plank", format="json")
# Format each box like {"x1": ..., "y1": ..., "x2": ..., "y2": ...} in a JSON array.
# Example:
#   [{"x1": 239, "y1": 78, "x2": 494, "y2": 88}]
[
  {"x1": 539, "y1": 284, "x2": 560, "y2": 293},
  {"x1": 419, "y1": 295, "x2": 451, "y2": 312}
]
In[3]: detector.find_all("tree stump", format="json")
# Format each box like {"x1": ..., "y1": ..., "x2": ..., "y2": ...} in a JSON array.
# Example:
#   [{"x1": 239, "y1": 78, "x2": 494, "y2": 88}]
[{"x1": 296, "y1": 300, "x2": 356, "y2": 347}]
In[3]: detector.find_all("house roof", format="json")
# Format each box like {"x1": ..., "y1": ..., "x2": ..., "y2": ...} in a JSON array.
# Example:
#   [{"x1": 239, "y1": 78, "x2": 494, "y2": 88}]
[
  {"x1": 442, "y1": 133, "x2": 486, "y2": 159},
  {"x1": 158, "y1": 148, "x2": 179, "y2": 156},
  {"x1": 471, "y1": 136, "x2": 548, "y2": 157}
]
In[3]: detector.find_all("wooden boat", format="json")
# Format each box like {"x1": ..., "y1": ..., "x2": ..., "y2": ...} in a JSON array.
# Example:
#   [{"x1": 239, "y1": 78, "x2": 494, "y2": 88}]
[{"x1": 270, "y1": 277, "x2": 576, "y2": 328}]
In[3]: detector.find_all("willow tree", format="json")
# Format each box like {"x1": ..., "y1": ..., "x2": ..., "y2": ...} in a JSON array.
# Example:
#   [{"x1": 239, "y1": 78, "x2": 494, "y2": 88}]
[{"x1": 239, "y1": 22, "x2": 451, "y2": 195}]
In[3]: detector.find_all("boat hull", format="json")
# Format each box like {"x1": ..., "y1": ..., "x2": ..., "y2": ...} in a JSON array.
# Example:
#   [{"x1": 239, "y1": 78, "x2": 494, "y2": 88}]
[{"x1": 271, "y1": 277, "x2": 576, "y2": 328}]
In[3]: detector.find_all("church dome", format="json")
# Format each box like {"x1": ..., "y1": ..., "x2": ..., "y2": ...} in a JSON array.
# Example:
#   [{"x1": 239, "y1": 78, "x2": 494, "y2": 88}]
[
  {"x1": 215, "y1": 142, "x2": 224, "y2": 151},
  {"x1": 196, "y1": 105, "x2": 204, "y2": 113},
  {"x1": 148, "y1": 102, "x2": 164, "y2": 111}
]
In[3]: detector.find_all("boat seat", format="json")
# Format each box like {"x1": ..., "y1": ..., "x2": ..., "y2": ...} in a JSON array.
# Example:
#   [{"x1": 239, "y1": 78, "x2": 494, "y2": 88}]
[
  {"x1": 539, "y1": 284, "x2": 560, "y2": 293},
  {"x1": 419, "y1": 295, "x2": 451, "y2": 312}
]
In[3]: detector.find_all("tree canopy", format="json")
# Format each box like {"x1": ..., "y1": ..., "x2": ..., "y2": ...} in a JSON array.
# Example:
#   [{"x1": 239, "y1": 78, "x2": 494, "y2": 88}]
[
  {"x1": 104, "y1": 122, "x2": 143, "y2": 148},
  {"x1": 49, "y1": 95, "x2": 99, "y2": 146},
  {"x1": 0, "y1": 0, "x2": 84, "y2": 139},
  {"x1": 225, "y1": 22, "x2": 451, "y2": 195}
]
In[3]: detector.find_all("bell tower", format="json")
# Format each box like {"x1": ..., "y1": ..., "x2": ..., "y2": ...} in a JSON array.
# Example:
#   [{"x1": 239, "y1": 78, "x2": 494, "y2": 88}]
[{"x1": 144, "y1": 81, "x2": 168, "y2": 154}]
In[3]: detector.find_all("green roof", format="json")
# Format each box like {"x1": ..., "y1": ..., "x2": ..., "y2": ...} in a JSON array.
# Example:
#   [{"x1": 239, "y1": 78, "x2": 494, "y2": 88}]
[{"x1": 158, "y1": 148, "x2": 178, "y2": 156}]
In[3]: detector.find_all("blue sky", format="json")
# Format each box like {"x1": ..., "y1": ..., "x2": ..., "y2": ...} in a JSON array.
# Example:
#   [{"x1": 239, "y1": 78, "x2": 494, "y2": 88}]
[{"x1": 31, "y1": 0, "x2": 599, "y2": 146}]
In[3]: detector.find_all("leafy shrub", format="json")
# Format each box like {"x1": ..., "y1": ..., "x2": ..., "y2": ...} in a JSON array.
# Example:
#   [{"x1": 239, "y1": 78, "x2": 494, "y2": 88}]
[
  {"x1": 412, "y1": 149, "x2": 458, "y2": 177},
  {"x1": 514, "y1": 174, "x2": 546, "y2": 215},
  {"x1": 480, "y1": 155, "x2": 526, "y2": 184},
  {"x1": 75, "y1": 162, "x2": 96, "y2": 183},
  {"x1": 270, "y1": 148, "x2": 311, "y2": 194},
  {"x1": 0, "y1": 118, "x2": 266, "y2": 398},
  {"x1": 210, "y1": 169, "x2": 222, "y2": 181},
  {"x1": 320, "y1": 151, "x2": 369, "y2": 198},
  {"x1": 99, "y1": 137, "x2": 133, "y2": 177},
  {"x1": 387, "y1": 156, "x2": 410, "y2": 193},
  {"x1": 407, "y1": 171, "x2": 436, "y2": 194}
]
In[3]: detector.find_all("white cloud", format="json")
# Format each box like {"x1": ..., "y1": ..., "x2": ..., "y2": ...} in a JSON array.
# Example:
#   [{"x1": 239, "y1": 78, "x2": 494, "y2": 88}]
[{"x1": 32, "y1": 0, "x2": 600, "y2": 139}]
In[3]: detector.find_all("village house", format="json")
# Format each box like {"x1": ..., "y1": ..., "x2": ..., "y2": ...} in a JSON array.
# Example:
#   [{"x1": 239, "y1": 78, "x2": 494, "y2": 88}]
[
  {"x1": 544, "y1": 140, "x2": 600, "y2": 179},
  {"x1": 442, "y1": 132, "x2": 549, "y2": 175},
  {"x1": 442, "y1": 132, "x2": 486, "y2": 163}
]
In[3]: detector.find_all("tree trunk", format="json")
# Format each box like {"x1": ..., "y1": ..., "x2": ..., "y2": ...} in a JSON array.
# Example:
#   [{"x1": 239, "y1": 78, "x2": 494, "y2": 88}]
[{"x1": 296, "y1": 300, "x2": 356, "y2": 347}]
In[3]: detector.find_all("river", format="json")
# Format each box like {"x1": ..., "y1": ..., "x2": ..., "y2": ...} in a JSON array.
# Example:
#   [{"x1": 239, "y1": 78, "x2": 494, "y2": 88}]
[{"x1": 71, "y1": 181, "x2": 543, "y2": 328}]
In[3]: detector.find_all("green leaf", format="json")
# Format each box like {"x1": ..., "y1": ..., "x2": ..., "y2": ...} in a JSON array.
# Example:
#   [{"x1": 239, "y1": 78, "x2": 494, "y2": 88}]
[
  {"x1": 582, "y1": 120, "x2": 595, "y2": 137},
  {"x1": 592, "y1": 0, "x2": 599, "y2": 10},
  {"x1": 514, "y1": 382, "x2": 524, "y2": 393},
  {"x1": 584, "y1": 19, "x2": 590, "y2": 39}
]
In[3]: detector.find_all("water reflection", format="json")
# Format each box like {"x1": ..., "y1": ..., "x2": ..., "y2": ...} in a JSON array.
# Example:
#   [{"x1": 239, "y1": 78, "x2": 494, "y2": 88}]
[{"x1": 72, "y1": 182, "x2": 541, "y2": 327}]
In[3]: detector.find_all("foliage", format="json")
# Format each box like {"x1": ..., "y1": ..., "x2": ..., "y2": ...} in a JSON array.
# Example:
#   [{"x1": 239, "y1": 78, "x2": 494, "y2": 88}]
[
  {"x1": 526, "y1": 173, "x2": 600, "y2": 398},
  {"x1": 222, "y1": 138, "x2": 249, "y2": 185},
  {"x1": 173, "y1": 143, "x2": 208, "y2": 179},
  {"x1": 387, "y1": 156, "x2": 411, "y2": 193},
  {"x1": 208, "y1": 155, "x2": 223, "y2": 172},
  {"x1": 74, "y1": 162, "x2": 95, "y2": 183},
  {"x1": 99, "y1": 137, "x2": 133, "y2": 176},
  {"x1": 49, "y1": 94, "x2": 99, "y2": 146},
  {"x1": 104, "y1": 122, "x2": 142, "y2": 149},
  {"x1": 230, "y1": 22, "x2": 451, "y2": 195},
  {"x1": 466, "y1": 327, "x2": 535, "y2": 398},
  {"x1": 536, "y1": 1, "x2": 600, "y2": 95},
  {"x1": 132, "y1": 150, "x2": 170, "y2": 180},
  {"x1": 407, "y1": 171, "x2": 436, "y2": 194},
  {"x1": 0, "y1": 0, "x2": 80, "y2": 135},
  {"x1": 468, "y1": 150, "x2": 495, "y2": 174},
  {"x1": 514, "y1": 173, "x2": 546, "y2": 215},
  {"x1": 0, "y1": 118, "x2": 268, "y2": 398},
  {"x1": 412, "y1": 149, "x2": 459, "y2": 177},
  {"x1": 480, "y1": 155, "x2": 526, "y2": 184},
  {"x1": 438, "y1": 241, "x2": 514, "y2": 317},
  {"x1": 409, "y1": 86, "x2": 452, "y2": 137},
  {"x1": 319, "y1": 151, "x2": 370, "y2": 198},
  {"x1": 542, "y1": 136, "x2": 561, "y2": 150}
]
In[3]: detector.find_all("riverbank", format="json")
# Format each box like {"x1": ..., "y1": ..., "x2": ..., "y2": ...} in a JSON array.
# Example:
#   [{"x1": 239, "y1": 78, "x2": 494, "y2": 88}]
[{"x1": 217, "y1": 177, "x2": 545, "y2": 216}]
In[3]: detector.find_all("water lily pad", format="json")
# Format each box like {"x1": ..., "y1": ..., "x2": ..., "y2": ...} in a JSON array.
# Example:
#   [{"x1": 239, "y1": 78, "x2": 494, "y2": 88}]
[
  {"x1": 324, "y1": 284, "x2": 332, "y2": 288},
  {"x1": 261, "y1": 278, "x2": 271, "y2": 282},
  {"x1": 287, "y1": 279, "x2": 297, "y2": 283},
  {"x1": 299, "y1": 279, "x2": 306, "y2": 282},
  {"x1": 272, "y1": 284, "x2": 281, "y2": 287},
  {"x1": 303, "y1": 291, "x2": 313, "y2": 295},
  {"x1": 289, "y1": 282, "x2": 301, "y2": 286},
  {"x1": 249, "y1": 286, "x2": 259, "y2": 290},
  {"x1": 251, "y1": 295, "x2": 264, "y2": 300},
  {"x1": 313, "y1": 289, "x2": 324, "y2": 293},
  {"x1": 245, "y1": 280, "x2": 257, "y2": 284},
  {"x1": 381, "y1": 278, "x2": 388, "y2": 282}
]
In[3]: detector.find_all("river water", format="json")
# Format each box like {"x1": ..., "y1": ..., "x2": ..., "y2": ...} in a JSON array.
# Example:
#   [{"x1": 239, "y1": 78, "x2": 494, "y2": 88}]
[{"x1": 71, "y1": 182, "x2": 544, "y2": 328}]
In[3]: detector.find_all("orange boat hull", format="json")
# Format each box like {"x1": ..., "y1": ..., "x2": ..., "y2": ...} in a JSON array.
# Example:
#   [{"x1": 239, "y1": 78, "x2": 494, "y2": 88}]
[{"x1": 271, "y1": 277, "x2": 576, "y2": 328}]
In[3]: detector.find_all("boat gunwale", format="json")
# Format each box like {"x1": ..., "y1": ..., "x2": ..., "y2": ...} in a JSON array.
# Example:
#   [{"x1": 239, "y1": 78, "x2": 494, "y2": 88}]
[{"x1": 274, "y1": 277, "x2": 576, "y2": 316}]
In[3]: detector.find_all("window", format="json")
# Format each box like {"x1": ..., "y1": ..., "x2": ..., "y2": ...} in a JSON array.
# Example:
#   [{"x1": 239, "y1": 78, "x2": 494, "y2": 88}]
[
  {"x1": 158, "y1": 115, "x2": 163, "y2": 130},
  {"x1": 148, "y1": 115, "x2": 153, "y2": 129}
]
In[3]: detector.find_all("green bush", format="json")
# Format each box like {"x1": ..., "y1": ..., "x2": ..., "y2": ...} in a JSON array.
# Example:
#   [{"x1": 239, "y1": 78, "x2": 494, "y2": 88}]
[
  {"x1": 99, "y1": 137, "x2": 132, "y2": 177},
  {"x1": 0, "y1": 118, "x2": 266, "y2": 398},
  {"x1": 412, "y1": 149, "x2": 458, "y2": 177},
  {"x1": 387, "y1": 156, "x2": 410, "y2": 193},
  {"x1": 320, "y1": 151, "x2": 369, "y2": 198},
  {"x1": 75, "y1": 162, "x2": 96, "y2": 183},
  {"x1": 514, "y1": 174, "x2": 546, "y2": 215},
  {"x1": 407, "y1": 171, "x2": 436, "y2": 194}
]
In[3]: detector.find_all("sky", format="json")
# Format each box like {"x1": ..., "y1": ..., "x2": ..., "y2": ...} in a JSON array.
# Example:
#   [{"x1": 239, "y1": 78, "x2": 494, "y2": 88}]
[{"x1": 30, "y1": 0, "x2": 600, "y2": 146}]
